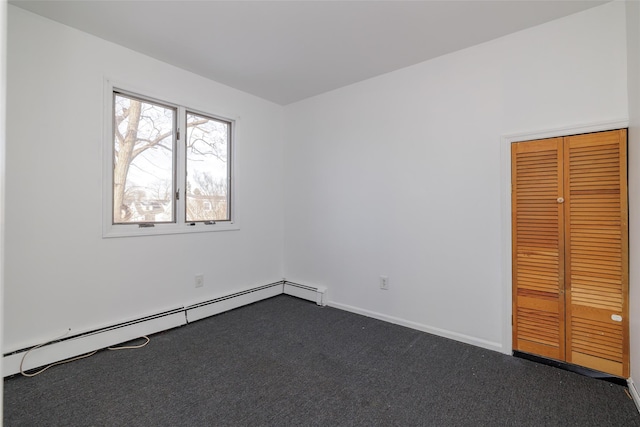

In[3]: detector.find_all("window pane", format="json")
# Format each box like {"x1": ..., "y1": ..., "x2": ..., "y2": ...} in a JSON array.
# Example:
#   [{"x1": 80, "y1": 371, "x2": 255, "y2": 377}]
[
  {"x1": 113, "y1": 93, "x2": 175, "y2": 224},
  {"x1": 186, "y1": 112, "x2": 230, "y2": 222}
]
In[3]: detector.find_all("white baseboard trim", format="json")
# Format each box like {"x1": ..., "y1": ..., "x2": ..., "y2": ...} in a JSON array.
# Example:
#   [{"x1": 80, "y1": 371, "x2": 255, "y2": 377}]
[
  {"x1": 283, "y1": 281, "x2": 327, "y2": 306},
  {"x1": 4, "y1": 280, "x2": 330, "y2": 377},
  {"x1": 328, "y1": 300, "x2": 503, "y2": 353},
  {"x1": 628, "y1": 378, "x2": 640, "y2": 414}
]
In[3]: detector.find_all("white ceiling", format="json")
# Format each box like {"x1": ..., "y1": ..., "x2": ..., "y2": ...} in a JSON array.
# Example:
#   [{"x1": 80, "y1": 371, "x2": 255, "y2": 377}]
[{"x1": 10, "y1": 0, "x2": 609, "y2": 105}]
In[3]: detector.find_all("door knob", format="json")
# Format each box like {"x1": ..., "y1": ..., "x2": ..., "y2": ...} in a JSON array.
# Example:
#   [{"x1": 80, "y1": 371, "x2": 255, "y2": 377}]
[{"x1": 557, "y1": 197, "x2": 564, "y2": 203}]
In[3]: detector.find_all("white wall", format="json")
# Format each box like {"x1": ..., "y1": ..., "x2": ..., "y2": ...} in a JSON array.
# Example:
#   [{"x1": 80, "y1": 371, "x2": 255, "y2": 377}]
[
  {"x1": 283, "y1": 2, "x2": 629, "y2": 352},
  {"x1": 4, "y1": 6, "x2": 284, "y2": 353},
  {"x1": 626, "y1": 0, "x2": 640, "y2": 387}
]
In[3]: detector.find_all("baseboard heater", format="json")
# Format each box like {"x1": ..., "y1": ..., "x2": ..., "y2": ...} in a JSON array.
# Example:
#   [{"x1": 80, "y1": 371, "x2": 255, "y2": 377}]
[
  {"x1": 4, "y1": 280, "x2": 327, "y2": 377},
  {"x1": 185, "y1": 282, "x2": 284, "y2": 322},
  {"x1": 282, "y1": 280, "x2": 327, "y2": 306},
  {"x1": 186, "y1": 280, "x2": 327, "y2": 322},
  {"x1": 3, "y1": 307, "x2": 186, "y2": 377}
]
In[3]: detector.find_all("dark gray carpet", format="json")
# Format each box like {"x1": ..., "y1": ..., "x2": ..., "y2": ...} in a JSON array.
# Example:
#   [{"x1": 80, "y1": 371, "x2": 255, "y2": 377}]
[{"x1": 4, "y1": 295, "x2": 640, "y2": 426}]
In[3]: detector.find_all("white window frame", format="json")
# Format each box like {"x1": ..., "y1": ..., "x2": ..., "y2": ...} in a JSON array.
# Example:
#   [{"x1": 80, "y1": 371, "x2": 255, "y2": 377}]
[{"x1": 102, "y1": 79, "x2": 239, "y2": 237}]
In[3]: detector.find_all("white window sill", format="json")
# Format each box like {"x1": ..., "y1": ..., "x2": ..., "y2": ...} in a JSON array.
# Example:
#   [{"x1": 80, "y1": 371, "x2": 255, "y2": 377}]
[{"x1": 102, "y1": 221, "x2": 240, "y2": 238}]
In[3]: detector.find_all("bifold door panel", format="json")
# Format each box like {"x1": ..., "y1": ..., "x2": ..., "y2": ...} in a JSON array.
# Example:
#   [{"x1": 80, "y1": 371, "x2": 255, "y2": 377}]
[
  {"x1": 512, "y1": 138, "x2": 565, "y2": 360},
  {"x1": 512, "y1": 129, "x2": 628, "y2": 378}
]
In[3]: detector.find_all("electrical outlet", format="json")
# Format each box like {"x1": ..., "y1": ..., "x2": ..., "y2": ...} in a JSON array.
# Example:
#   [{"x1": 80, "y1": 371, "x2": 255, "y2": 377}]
[
  {"x1": 195, "y1": 274, "x2": 204, "y2": 288},
  {"x1": 380, "y1": 275, "x2": 389, "y2": 290}
]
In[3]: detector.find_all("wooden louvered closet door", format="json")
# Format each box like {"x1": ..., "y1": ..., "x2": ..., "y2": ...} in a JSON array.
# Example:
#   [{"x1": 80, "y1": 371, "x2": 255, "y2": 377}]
[
  {"x1": 564, "y1": 130, "x2": 628, "y2": 377},
  {"x1": 512, "y1": 138, "x2": 565, "y2": 360},
  {"x1": 512, "y1": 129, "x2": 628, "y2": 378}
]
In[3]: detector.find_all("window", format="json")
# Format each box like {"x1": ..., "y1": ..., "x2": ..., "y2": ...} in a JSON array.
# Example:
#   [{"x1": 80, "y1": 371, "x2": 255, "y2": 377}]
[
  {"x1": 113, "y1": 93, "x2": 176, "y2": 224},
  {"x1": 185, "y1": 111, "x2": 231, "y2": 223},
  {"x1": 104, "y1": 85, "x2": 236, "y2": 237}
]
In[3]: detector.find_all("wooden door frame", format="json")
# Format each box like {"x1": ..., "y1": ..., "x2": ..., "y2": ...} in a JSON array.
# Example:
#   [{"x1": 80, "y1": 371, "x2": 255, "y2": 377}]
[{"x1": 500, "y1": 119, "x2": 629, "y2": 356}]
